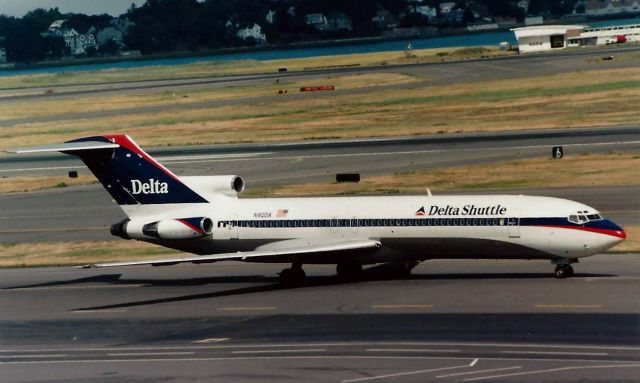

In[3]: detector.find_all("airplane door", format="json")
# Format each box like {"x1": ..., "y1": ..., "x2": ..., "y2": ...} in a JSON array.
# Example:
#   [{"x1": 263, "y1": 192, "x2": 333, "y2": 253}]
[
  {"x1": 508, "y1": 209, "x2": 520, "y2": 238},
  {"x1": 228, "y1": 219, "x2": 239, "y2": 239}
]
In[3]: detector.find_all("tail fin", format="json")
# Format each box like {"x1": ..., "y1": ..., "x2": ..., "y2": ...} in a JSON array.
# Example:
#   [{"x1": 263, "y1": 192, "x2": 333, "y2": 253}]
[{"x1": 9, "y1": 135, "x2": 208, "y2": 206}]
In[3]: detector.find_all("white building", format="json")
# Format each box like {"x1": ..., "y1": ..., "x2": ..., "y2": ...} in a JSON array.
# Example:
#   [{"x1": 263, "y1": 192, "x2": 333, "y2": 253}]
[
  {"x1": 439, "y1": 2, "x2": 456, "y2": 14},
  {"x1": 579, "y1": 0, "x2": 640, "y2": 15},
  {"x1": 511, "y1": 25, "x2": 585, "y2": 53},
  {"x1": 415, "y1": 6, "x2": 437, "y2": 20},
  {"x1": 46, "y1": 20, "x2": 97, "y2": 55},
  {"x1": 305, "y1": 13, "x2": 329, "y2": 30},
  {"x1": 236, "y1": 23, "x2": 266, "y2": 44},
  {"x1": 513, "y1": 23, "x2": 640, "y2": 52},
  {"x1": 573, "y1": 23, "x2": 640, "y2": 45}
]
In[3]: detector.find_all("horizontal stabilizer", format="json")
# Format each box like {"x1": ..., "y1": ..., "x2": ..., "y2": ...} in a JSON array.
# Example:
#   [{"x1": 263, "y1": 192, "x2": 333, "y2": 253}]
[
  {"x1": 7, "y1": 141, "x2": 119, "y2": 154},
  {"x1": 78, "y1": 238, "x2": 382, "y2": 268}
]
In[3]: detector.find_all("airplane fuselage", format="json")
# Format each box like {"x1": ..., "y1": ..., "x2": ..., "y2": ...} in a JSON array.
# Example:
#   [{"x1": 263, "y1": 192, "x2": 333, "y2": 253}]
[{"x1": 121, "y1": 194, "x2": 626, "y2": 264}]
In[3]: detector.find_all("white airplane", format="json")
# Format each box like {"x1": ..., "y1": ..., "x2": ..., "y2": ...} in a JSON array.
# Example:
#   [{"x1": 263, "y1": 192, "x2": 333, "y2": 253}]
[{"x1": 10, "y1": 135, "x2": 626, "y2": 284}]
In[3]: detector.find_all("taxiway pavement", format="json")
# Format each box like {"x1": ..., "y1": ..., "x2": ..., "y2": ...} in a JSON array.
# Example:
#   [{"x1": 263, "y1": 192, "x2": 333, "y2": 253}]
[{"x1": 0, "y1": 255, "x2": 638, "y2": 382}]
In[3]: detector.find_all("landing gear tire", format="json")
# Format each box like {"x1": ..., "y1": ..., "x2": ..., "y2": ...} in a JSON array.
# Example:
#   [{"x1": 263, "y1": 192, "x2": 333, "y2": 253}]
[
  {"x1": 554, "y1": 264, "x2": 574, "y2": 279},
  {"x1": 336, "y1": 262, "x2": 363, "y2": 281},
  {"x1": 279, "y1": 266, "x2": 306, "y2": 286}
]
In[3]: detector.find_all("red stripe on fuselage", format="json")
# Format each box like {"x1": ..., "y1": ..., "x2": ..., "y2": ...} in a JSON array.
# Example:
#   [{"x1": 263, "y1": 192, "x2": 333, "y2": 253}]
[
  {"x1": 103, "y1": 134, "x2": 181, "y2": 182},
  {"x1": 536, "y1": 225, "x2": 626, "y2": 239}
]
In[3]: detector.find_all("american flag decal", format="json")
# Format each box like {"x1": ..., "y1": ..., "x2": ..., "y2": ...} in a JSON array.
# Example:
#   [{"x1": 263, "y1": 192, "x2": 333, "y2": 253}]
[
  {"x1": 276, "y1": 209, "x2": 289, "y2": 217},
  {"x1": 415, "y1": 206, "x2": 426, "y2": 216}
]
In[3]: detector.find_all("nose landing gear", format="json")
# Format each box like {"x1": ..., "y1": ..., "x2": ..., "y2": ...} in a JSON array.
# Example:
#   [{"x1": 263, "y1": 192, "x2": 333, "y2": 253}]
[
  {"x1": 554, "y1": 264, "x2": 574, "y2": 279},
  {"x1": 552, "y1": 259, "x2": 577, "y2": 279}
]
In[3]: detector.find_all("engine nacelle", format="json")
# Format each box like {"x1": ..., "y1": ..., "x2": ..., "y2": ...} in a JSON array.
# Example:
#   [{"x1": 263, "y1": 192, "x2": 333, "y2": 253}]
[
  {"x1": 181, "y1": 175, "x2": 244, "y2": 198},
  {"x1": 111, "y1": 217, "x2": 213, "y2": 240}
]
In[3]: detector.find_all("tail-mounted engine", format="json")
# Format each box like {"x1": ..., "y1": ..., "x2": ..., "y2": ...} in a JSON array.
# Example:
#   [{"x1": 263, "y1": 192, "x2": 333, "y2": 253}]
[{"x1": 111, "y1": 217, "x2": 213, "y2": 240}]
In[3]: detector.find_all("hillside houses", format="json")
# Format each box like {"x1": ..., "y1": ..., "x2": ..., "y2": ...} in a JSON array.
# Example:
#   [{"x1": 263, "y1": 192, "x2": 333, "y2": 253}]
[
  {"x1": 576, "y1": 0, "x2": 640, "y2": 15},
  {"x1": 46, "y1": 20, "x2": 97, "y2": 55}
]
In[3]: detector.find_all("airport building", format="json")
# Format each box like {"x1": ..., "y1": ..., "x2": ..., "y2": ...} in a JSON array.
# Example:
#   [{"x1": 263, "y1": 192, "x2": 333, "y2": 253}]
[{"x1": 511, "y1": 23, "x2": 640, "y2": 53}]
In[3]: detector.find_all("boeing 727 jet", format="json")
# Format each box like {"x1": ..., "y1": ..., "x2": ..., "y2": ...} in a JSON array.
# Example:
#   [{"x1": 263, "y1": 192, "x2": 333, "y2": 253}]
[{"x1": 10, "y1": 135, "x2": 626, "y2": 284}]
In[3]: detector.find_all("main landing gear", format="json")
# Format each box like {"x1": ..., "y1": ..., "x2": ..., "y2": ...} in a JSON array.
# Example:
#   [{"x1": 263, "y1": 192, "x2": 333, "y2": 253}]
[
  {"x1": 552, "y1": 259, "x2": 577, "y2": 279},
  {"x1": 279, "y1": 261, "x2": 306, "y2": 286},
  {"x1": 336, "y1": 262, "x2": 363, "y2": 281}
]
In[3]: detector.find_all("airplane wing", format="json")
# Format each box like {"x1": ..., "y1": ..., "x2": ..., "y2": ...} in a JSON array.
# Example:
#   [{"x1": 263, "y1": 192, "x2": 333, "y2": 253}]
[
  {"x1": 78, "y1": 238, "x2": 382, "y2": 268},
  {"x1": 7, "y1": 141, "x2": 119, "y2": 154}
]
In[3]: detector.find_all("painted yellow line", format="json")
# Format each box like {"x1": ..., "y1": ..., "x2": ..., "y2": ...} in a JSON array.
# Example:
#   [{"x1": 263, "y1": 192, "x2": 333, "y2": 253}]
[
  {"x1": 371, "y1": 305, "x2": 433, "y2": 309},
  {"x1": 534, "y1": 304, "x2": 602, "y2": 309},
  {"x1": 217, "y1": 306, "x2": 276, "y2": 311}
]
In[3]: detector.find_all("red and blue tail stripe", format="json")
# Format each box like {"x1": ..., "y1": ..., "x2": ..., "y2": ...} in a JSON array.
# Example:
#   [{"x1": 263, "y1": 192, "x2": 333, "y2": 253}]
[{"x1": 65, "y1": 135, "x2": 208, "y2": 205}]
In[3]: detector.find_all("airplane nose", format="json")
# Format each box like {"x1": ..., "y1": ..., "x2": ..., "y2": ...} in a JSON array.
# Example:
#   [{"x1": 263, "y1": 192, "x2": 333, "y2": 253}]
[{"x1": 607, "y1": 220, "x2": 626, "y2": 240}]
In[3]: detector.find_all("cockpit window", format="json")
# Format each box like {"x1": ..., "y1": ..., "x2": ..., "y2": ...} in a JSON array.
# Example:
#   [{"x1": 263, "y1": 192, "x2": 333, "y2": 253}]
[{"x1": 569, "y1": 213, "x2": 602, "y2": 224}]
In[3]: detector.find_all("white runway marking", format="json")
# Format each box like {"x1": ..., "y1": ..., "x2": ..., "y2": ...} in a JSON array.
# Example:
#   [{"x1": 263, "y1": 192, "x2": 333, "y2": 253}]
[
  {"x1": 158, "y1": 152, "x2": 271, "y2": 162},
  {"x1": 0, "y1": 166, "x2": 83, "y2": 173},
  {"x1": 500, "y1": 350, "x2": 608, "y2": 356},
  {"x1": 342, "y1": 360, "x2": 476, "y2": 383},
  {"x1": 462, "y1": 363, "x2": 640, "y2": 381},
  {"x1": 107, "y1": 352, "x2": 195, "y2": 356},
  {"x1": 437, "y1": 366, "x2": 521, "y2": 378},
  {"x1": 231, "y1": 349, "x2": 326, "y2": 354},
  {"x1": 192, "y1": 338, "x2": 230, "y2": 344},
  {"x1": 1, "y1": 354, "x2": 68, "y2": 358},
  {"x1": 366, "y1": 349, "x2": 460, "y2": 353}
]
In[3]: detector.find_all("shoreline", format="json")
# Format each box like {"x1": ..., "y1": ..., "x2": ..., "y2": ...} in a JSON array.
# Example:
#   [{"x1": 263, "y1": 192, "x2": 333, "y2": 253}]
[{"x1": 2, "y1": 14, "x2": 638, "y2": 74}]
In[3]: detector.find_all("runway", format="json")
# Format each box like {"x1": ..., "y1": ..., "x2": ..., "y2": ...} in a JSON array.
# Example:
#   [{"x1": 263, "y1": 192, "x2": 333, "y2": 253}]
[
  {"x1": 1, "y1": 45, "x2": 640, "y2": 128},
  {"x1": 0, "y1": 255, "x2": 639, "y2": 382},
  {"x1": 1, "y1": 127, "x2": 639, "y2": 243}
]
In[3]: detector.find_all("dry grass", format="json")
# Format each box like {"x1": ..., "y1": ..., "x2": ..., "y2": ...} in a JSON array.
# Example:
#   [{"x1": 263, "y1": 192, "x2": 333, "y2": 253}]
[
  {"x1": 0, "y1": 46, "x2": 508, "y2": 90},
  {"x1": 611, "y1": 226, "x2": 640, "y2": 253},
  {"x1": 1, "y1": 66, "x2": 638, "y2": 151},
  {"x1": 0, "y1": 174, "x2": 96, "y2": 193},
  {"x1": 0, "y1": 72, "x2": 418, "y2": 121},
  {"x1": 0, "y1": 240, "x2": 178, "y2": 268},
  {"x1": 243, "y1": 152, "x2": 640, "y2": 197}
]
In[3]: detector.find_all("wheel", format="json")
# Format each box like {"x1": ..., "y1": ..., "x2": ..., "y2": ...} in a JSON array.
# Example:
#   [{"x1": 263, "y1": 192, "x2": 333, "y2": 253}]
[
  {"x1": 336, "y1": 262, "x2": 363, "y2": 281},
  {"x1": 554, "y1": 264, "x2": 572, "y2": 279},
  {"x1": 566, "y1": 264, "x2": 574, "y2": 277},
  {"x1": 279, "y1": 267, "x2": 306, "y2": 286}
]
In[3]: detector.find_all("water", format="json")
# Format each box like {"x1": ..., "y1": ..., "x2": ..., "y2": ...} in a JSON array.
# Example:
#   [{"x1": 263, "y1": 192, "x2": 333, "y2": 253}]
[{"x1": 1, "y1": 16, "x2": 638, "y2": 78}]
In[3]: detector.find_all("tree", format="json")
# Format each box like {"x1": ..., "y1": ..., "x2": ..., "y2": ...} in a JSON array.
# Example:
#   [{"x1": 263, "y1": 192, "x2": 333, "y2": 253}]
[
  {"x1": 98, "y1": 39, "x2": 120, "y2": 55},
  {"x1": 401, "y1": 12, "x2": 432, "y2": 28}
]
